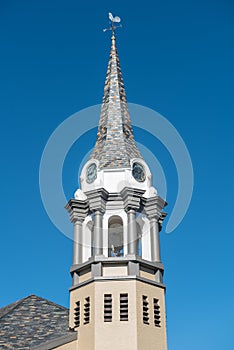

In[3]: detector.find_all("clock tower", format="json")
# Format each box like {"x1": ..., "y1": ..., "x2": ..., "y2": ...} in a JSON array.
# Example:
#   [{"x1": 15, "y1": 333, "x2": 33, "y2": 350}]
[{"x1": 66, "y1": 26, "x2": 168, "y2": 350}]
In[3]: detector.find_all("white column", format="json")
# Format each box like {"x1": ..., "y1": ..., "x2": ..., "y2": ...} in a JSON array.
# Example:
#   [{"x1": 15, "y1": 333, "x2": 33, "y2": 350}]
[
  {"x1": 93, "y1": 210, "x2": 103, "y2": 256},
  {"x1": 127, "y1": 209, "x2": 137, "y2": 255},
  {"x1": 150, "y1": 217, "x2": 161, "y2": 262},
  {"x1": 73, "y1": 220, "x2": 83, "y2": 264}
]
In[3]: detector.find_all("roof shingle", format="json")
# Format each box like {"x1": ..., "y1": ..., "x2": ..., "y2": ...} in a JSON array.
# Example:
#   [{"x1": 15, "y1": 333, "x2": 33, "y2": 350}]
[
  {"x1": 0, "y1": 295, "x2": 76, "y2": 349},
  {"x1": 90, "y1": 33, "x2": 143, "y2": 169}
]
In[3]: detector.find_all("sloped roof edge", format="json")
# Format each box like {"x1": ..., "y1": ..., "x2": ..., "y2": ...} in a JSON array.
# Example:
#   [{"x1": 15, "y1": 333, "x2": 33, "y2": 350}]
[
  {"x1": 31, "y1": 332, "x2": 77, "y2": 350},
  {"x1": 0, "y1": 294, "x2": 68, "y2": 320}
]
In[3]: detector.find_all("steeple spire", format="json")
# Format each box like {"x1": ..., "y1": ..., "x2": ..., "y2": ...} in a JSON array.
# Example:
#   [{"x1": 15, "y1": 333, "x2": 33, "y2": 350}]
[
  {"x1": 90, "y1": 23, "x2": 143, "y2": 169},
  {"x1": 67, "y1": 17, "x2": 168, "y2": 350}
]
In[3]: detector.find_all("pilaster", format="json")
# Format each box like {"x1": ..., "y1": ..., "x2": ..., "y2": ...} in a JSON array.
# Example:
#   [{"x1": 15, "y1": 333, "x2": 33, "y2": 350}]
[
  {"x1": 65, "y1": 198, "x2": 89, "y2": 284},
  {"x1": 142, "y1": 196, "x2": 167, "y2": 263},
  {"x1": 85, "y1": 188, "x2": 109, "y2": 256},
  {"x1": 120, "y1": 187, "x2": 145, "y2": 255}
]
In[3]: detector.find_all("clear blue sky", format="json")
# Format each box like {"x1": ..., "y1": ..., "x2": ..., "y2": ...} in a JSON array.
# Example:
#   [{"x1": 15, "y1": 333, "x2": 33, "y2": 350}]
[{"x1": 1, "y1": 1, "x2": 234, "y2": 349}]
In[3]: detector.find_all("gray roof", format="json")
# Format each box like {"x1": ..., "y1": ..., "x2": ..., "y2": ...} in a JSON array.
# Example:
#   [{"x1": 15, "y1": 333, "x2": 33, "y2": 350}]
[
  {"x1": 90, "y1": 33, "x2": 143, "y2": 169},
  {"x1": 0, "y1": 295, "x2": 77, "y2": 349}
]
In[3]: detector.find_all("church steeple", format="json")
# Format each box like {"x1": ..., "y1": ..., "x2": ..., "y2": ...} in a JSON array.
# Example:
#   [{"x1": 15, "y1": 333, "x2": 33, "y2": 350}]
[
  {"x1": 66, "y1": 13, "x2": 168, "y2": 350},
  {"x1": 90, "y1": 32, "x2": 143, "y2": 169}
]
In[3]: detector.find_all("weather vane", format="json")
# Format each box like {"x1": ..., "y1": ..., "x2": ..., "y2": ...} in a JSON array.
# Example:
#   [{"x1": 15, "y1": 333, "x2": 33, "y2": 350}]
[{"x1": 103, "y1": 12, "x2": 122, "y2": 34}]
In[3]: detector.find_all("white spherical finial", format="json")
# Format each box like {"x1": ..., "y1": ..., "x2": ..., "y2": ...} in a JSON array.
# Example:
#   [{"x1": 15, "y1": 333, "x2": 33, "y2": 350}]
[
  {"x1": 144, "y1": 186, "x2": 158, "y2": 198},
  {"x1": 74, "y1": 189, "x2": 87, "y2": 200}
]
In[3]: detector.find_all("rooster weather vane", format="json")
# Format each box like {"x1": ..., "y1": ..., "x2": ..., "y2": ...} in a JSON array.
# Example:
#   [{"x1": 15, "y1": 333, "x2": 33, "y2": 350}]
[{"x1": 103, "y1": 12, "x2": 122, "y2": 34}]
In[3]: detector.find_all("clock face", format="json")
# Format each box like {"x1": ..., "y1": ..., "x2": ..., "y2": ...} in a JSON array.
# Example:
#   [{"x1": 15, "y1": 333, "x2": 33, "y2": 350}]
[
  {"x1": 132, "y1": 162, "x2": 146, "y2": 182},
  {"x1": 86, "y1": 163, "x2": 97, "y2": 184}
]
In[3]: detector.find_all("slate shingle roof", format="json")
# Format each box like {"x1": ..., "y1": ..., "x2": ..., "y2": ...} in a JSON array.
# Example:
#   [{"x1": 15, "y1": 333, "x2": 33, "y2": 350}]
[
  {"x1": 0, "y1": 294, "x2": 76, "y2": 349},
  {"x1": 90, "y1": 33, "x2": 143, "y2": 169}
]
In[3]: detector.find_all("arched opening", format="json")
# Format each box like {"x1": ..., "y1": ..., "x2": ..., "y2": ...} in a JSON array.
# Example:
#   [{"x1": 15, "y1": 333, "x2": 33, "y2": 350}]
[{"x1": 108, "y1": 216, "x2": 124, "y2": 257}]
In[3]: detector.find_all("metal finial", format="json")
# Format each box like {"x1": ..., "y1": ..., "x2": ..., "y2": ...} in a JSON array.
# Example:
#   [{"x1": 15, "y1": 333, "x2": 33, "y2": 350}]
[{"x1": 103, "y1": 12, "x2": 122, "y2": 34}]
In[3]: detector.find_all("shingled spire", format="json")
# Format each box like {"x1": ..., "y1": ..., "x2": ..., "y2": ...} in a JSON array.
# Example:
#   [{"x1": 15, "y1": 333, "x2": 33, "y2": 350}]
[{"x1": 90, "y1": 32, "x2": 143, "y2": 169}]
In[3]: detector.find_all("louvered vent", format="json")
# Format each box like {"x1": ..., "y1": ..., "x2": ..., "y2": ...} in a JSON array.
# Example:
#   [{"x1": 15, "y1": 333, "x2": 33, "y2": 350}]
[
  {"x1": 120, "y1": 293, "x2": 128, "y2": 321},
  {"x1": 84, "y1": 297, "x2": 90, "y2": 325},
  {"x1": 153, "y1": 298, "x2": 161, "y2": 327},
  {"x1": 104, "y1": 294, "x2": 112, "y2": 322},
  {"x1": 74, "y1": 301, "x2": 80, "y2": 328},
  {"x1": 142, "y1": 295, "x2": 149, "y2": 324}
]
